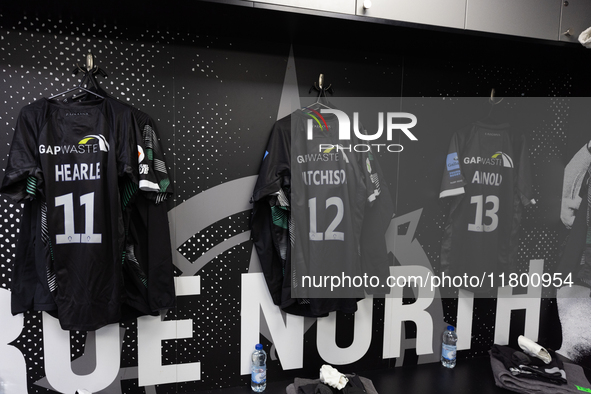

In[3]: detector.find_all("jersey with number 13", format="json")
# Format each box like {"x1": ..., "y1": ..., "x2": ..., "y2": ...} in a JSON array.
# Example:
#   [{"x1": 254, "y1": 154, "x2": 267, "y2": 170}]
[{"x1": 439, "y1": 122, "x2": 535, "y2": 291}]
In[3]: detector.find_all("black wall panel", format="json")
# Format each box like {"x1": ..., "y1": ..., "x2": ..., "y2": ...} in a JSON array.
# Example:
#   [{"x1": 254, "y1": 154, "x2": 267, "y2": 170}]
[{"x1": 1, "y1": 1, "x2": 591, "y2": 393}]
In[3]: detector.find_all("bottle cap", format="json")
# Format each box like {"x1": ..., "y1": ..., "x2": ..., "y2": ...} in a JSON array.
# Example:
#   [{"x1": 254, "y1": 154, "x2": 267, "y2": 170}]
[
  {"x1": 255, "y1": 343, "x2": 263, "y2": 350},
  {"x1": 447, "y1": 325, "x2": 454, "y2": 331}
]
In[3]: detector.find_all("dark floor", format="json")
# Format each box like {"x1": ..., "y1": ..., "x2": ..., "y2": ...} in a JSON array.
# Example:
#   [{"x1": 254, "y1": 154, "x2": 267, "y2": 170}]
[{"x1": 205, "y1": 357, "x2": 510, "y2": 394}]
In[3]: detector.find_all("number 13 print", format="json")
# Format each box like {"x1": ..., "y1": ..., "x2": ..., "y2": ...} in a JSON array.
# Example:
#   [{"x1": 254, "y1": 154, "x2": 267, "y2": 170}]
[{"x1": 468, "y1": 194, "x2": 499, "y2": 232}]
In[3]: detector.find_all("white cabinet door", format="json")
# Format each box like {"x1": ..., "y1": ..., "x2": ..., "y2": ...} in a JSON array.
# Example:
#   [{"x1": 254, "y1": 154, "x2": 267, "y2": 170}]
[
  {"x1": 465, "y1": 0, "x2": 562, "y2": 40},
  {"x1": 251, "y1": 0, "x2": 356, "y2": 14},
  {"x1": 355, "y1": 0, "x2": 467, "y2": 29},
  {"x1": 560, "y1": 0, "x2": 591, "y2": 43}
]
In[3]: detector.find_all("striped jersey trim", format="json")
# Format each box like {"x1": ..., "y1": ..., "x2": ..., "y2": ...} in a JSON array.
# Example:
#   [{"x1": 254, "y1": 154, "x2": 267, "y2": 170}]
[{"x1": 440, "y1": 187, "x2": 465, "y2": 199}]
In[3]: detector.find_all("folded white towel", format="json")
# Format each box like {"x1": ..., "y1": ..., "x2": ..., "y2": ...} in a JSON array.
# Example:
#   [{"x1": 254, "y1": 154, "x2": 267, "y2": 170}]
[
  {"x1": 518, "y1": 335, "x2": 551, "y2": 364},
  {"x1": 319, "y1": 365, "x2": 349, "y2": 390},
  {"x1": 579, "y1": 27, "x2": 591, "y2": 48}
]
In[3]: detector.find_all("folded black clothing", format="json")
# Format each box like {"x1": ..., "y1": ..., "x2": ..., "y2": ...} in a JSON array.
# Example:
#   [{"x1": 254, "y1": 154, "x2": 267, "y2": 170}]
[
  {"x1": 288, "y1": 375, "x2": 378, "y2": 394},
  {"x1": 490, "y1": 350, "x2": 591, "y2": 394},
  {"x1": 295, "y1": 374, "x2": 370, "y2": 394},
  {"x1": 491, "y1": 344, "x2": 567, "y2": 385},
  {"x1": 315, "y1": 383, "x2": 334, "y2": 394},
  {"x1": 346, "y1": 375, "x2": 368, "y2": 394},
  {"x1": 303, "y1": 382, "x2": 365, "y2": 394}
]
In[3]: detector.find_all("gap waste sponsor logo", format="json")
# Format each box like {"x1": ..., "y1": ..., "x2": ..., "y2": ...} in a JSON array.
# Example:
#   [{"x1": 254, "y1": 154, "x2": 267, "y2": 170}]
[
  {"x1": 79, "y1": 135, "x2": 109, "y2": 152},
  {"x1": 492, "y1": 151, "x2": 514, "y2": 168},
  {"x1": 463, "y1": 152, "x2": 513, "y2": 168},
  {"x1": 39, "y1": 134, "x2": 109, "y2": 155}
]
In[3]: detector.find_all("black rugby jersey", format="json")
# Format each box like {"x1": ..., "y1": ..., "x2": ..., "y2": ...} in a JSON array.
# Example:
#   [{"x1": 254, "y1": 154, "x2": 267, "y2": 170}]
[
  {"x1": 1, "y1": 97, "x2": 174, "y2": 330},
  {"x1": 251, "y1": 109, "x2": 393, "y2": 316},
  {"x1": 440, "y1": 122, "x2": 534, "y2": 292}
]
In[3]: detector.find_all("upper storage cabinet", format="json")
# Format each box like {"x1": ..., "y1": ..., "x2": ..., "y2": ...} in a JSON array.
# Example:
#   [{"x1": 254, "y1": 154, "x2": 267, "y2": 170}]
[
  {"x1": 355, "y1": 0, "x2": 467, "y2": 29},
  {"x1": 248, "y1": 0, "x2": 590, "y2": 44},
  {"x1": 250, "y1": 0, "x2": 356, "y2": 14},
  {"x1": 560, "y1": 0, "x2": 591, "y2": 43},
  {"x1": 465, "y1": 0, "x2": 562, "y2": 40}
]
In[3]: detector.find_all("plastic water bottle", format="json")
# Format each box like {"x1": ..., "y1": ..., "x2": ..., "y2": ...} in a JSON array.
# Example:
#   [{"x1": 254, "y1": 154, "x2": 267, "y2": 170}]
[
  {"x1": 441, "y1": 325, "x2": 457, "y2": 368},
  {"x1": 251, "y1": 343, "x2": 267, "y2": 392}
]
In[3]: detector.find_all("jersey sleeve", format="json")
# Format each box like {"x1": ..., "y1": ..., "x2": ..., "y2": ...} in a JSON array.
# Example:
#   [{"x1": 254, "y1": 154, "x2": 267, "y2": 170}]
[
  {"x1": 516, "y1": 132, "x2": 535, "y2": 206},
  {"x1": 250, "y1": 116, "x2": 292, "y2": 306},
  {"x1": 359, "y1": 150, "x2": 395, "y2": 295},
  {"x1": 10, "y1": 199, "x2": 38, "y2": 314},
  {"x1": 0, "y1": 104, "x2": 45, "y2": 202},
  {"x1": 121, "y1": 192, "x2": 176, "y2": 317},
  {"x1": 360, "y1": 149, "x2": 381, "y2": 204},
  {"x1": 344, "y1": 122, "x2": 394, "y2": 294},
  {"x1": 561, "y1": 144, "x2": 591, "y2": 228},
  {"x1": 118, "y1": 109, "x2": 175, "y2": 317},
  {"x1": 132, "y1": 109, "x2": 173, "y2": 203},
  {"x1": 251, "y1": 116, "x2": 291, "y2": 203},
  {"x1": 440, "y1": 132, "x2": 466, "y2": 199},
  {"x1": 351, "y1": 122, "x2": 384, "y2": 205}
]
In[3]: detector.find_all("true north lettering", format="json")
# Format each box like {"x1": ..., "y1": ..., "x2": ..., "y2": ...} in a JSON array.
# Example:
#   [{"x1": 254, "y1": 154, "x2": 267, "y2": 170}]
[{"x1": 55, "y1": 163, "x2": 101, "y2": 182}]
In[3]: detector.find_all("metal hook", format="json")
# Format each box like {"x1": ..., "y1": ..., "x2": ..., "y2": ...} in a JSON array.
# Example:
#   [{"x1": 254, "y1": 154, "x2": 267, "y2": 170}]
[
  {"x1": 86, "y1": 53, "x2": 94, "y2": 72},
  {"x1": 308, "y1": 74, "x2": 333, "y2": 103},
  {"x1": 490, "y1": 88, "x2": 504, "y2": 105}
]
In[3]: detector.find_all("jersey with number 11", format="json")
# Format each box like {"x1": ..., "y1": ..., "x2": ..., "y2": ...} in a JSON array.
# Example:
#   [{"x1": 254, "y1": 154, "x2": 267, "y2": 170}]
[{"x1": 1, "y1": 97, "x2": 141, "y2": 330}]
